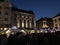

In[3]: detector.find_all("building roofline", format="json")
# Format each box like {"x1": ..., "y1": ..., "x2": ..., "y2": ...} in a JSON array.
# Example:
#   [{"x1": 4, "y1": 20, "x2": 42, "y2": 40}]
[
  {"x1": 53, "y1": 12, "x2": 60, "y2": 18},
  {"x1": 12, "y1": 6, "x2": 34, "y2": 14},
  {"x1": 36, "y1": 17, "x2": 53, "y2": 22}
]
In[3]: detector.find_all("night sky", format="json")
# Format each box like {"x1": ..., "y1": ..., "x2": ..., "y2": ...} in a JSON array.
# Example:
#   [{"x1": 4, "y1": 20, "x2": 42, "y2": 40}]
[{"x1": 10, "y1": 0, "x2": 60, "y2": 20}]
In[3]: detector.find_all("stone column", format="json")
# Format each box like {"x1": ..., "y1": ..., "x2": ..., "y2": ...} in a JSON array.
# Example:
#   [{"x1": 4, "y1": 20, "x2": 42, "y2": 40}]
[
  {"x1": 30, "y1": 21, "x2": 32, "y2": 28},
  {"x1": 17, "y1": 16, "x2": 20, "y2": 28},
  {"x1": 26, "y1": 20, "x2": 28, "y2": 28},
  {"x1": 17, "y1": 19, "x2": 20, "y2": 28},
  {"x1": 22, "y1": 19, "x2": 24, "y2": 28}
]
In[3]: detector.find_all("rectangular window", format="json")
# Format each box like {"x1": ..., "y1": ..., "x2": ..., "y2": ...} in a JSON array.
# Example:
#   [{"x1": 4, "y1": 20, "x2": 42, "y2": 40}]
[
  {"x1": 55, "y1": 19, "x2": 57, "y2": 23},
  {"x1": 58, "y1": 18, "x2": 60, "y2": 22}
]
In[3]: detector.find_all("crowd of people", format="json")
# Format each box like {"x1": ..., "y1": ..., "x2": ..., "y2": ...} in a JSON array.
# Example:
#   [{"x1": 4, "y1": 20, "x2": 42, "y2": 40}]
[{"x1": 0, "y1": 31, "x2": 60, "y2": 45}]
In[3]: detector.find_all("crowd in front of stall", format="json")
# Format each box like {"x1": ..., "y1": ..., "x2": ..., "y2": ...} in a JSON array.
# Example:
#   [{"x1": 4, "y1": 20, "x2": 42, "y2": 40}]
[{"x1": 0, "y1": 31, "x2": 60, "y2": 45}]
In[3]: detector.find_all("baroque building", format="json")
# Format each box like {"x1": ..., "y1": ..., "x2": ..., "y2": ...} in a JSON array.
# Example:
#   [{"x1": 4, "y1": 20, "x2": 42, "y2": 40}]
[
  {"x1": 12, "y1": 7, "x2": 36, "y2": 30},
  {"x1": 0, "y1": 0, "x2": 36, "y2": 31}
]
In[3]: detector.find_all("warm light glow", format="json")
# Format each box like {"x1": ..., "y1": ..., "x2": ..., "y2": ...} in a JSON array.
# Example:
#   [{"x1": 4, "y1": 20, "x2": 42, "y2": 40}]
[
  {"x1": 26, "y1": 20, "x2": 28, "y2": 28},
  {"x1": 22, "y1": 20, "x2": 24, "y2": 28},
  {"x1": 30, "y1": 21, "x2": 32, "y2": 28},
  {"x1": 6, "y1": 30, "x2": 11, "y2": 34},
  {"x1": 21, "y1": 29, "x2": 26, "y2": 34},
  {"x1": 4, "y1": 28, "x2": 7, "y2": 30},
  {"x1": 1, "y1": 28, "x2": 3, "y2": 30},
  {"x1": 42, "y1": 24, "x2": 45, "y2": 28},
  {"x1": 42, "y1": 24, "x2": 48, "y2": 28},
  {"x1": 21, "y1": 29, "x2": 25, "y2": 32},
  {"x1": 31, "y1": 30, "x2": 35, "y2": 33},
  {"x1": 42, "y1": 21, "x2": 48, "y2": 28},
  {"x1": 6, "y1": 30, "x2": 11, "y2": 38},
  {"x1": 17, "y1": 20, "x2": 20, "y2": 28}
]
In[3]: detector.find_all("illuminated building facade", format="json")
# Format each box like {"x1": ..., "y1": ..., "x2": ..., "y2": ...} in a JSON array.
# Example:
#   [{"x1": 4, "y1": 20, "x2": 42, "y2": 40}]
[
  {"x1": 12, "y1": 7, "x2": 36, "y2": 30},
  {"x1": 53, "y1": 13, "x2": 60, "y2": 28},
  {"x1": 0, "y1": 0, "x2": 12, "y2": 30},
  {"x1": 0, "y1": 0, "x2": 36, "y2": 31},
  {"x1": 36, "y1": 17, "x2": 53, "y2": 29}
]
